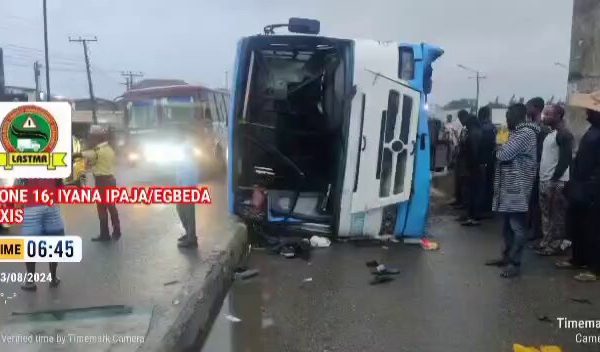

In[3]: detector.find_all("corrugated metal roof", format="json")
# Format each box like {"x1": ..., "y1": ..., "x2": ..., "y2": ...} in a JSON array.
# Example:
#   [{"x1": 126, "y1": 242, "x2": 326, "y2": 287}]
[{"x1": 130, "y1": 79, "x2": 187, "y2": 90}]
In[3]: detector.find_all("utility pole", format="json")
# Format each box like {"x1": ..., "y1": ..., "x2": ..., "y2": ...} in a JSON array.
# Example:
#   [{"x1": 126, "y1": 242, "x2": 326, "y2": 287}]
[
  {"x1": 43, "y1": 0, "x2": 51, "y2": 101},
  {"x1": 225, "y1": 70, "x2": 229, "y2": 90},
  {"x1": 120, "y1": 71, "x2": 143, "y2": 90},
  {"x1": 457, "y1": 64, "x2": 486, "y2": 114},
  {"x1": 69, "y1": 36, "x2": 98, "y2": 124},
  {"x1": 0, "y1": 48, "x2": 5, "y2": 99},
  {"x1": 34, "y1": 61, "x2": 41, "y2": 101},
  {"x1": 121, "y1": 76, "x2": 131, "y2": 91}
]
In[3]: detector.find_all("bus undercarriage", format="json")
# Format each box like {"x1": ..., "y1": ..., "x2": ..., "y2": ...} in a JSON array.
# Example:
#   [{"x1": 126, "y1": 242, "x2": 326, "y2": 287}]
[{"x1": 234, "y1": 36, "x2": 353, "y2": 236}]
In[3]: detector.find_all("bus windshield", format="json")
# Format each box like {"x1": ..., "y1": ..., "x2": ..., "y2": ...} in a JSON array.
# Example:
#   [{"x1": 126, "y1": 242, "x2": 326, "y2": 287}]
[{"x1": 128, "y1": 97, "x2": 195, "y2": 129}]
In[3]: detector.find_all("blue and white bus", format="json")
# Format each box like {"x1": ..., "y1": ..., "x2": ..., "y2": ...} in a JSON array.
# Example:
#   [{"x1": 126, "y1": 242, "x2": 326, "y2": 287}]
[{"x1": 228, "y1": 18, "x2": 443, "y2": 239}]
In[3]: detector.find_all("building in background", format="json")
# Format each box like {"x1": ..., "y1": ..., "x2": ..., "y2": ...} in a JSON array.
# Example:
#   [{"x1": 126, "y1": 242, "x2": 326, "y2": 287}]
[
  {"x1": 4, "y1": 85, "x2": 37, "y2": 101},
  {"x1": 567, "y1": 0, "x2": 600, "y2": 143},
  {"x1": 71, "y1": 98, "x2": 123, "y2": 126}
]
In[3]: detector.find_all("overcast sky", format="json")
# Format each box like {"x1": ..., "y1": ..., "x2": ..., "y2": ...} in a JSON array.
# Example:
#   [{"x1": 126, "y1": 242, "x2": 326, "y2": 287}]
[{"x1": 0, "y1": 0, "x2": 573, "y2": 106}]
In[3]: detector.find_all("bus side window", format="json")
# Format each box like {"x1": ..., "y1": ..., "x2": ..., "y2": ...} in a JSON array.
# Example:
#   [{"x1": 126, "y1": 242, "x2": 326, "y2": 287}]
[
  {"x1": 398, "y1": 47, "x2": 415, "y2": 80},
  {"x1": 222, "y1": 94, "x2": 229, "y2": 126},
  {"x1": 205, "y1": 107, "x2": 214, "y2": 133},
  {"x1": 207, "y1": 92, "x2": 221, "y2": 123}
]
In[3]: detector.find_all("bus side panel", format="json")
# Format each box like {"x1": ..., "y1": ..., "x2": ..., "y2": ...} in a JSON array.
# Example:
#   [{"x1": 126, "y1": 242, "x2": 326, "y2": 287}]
[{"x1": 228, "y1": 39, "x2": 248, "y2": 213}]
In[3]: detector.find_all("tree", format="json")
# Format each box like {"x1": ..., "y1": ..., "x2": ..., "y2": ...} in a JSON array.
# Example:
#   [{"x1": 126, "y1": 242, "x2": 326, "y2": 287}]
[{"x1": 443, "y1": 98, "x2": 476, "y2": 110}]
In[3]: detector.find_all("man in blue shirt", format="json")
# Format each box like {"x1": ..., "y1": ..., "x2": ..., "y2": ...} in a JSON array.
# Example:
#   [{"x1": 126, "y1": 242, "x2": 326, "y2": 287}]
[{"x1": 175, "y1": 130, "x2": 201, "y2": 248}]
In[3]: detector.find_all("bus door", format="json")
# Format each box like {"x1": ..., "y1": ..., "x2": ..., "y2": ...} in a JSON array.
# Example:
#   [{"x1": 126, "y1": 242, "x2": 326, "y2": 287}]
[{"x1": 351, "y1": 74, "x2": 421, "y2": 214}]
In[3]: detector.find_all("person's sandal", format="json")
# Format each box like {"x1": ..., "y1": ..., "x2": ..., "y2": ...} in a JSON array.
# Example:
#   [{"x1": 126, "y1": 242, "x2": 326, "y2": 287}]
[
  {"x1": 555, "y1": 260, "x2": 578, "y2": 269},
  {"x1": 535, "y1": 247, "x2": 558, "y2": 256},
  {"x1": 528, "y1": 243, "x2": 543, "y2": 250},
  {"x1": 574, "y1": 272, "x2": 598, "y2": 282},
  {"x1": 461, "y1": 219, "x2": 481, "y2": 227},
  {"x1": 501, "y1": 265, "x2": 520, "y2": 279},
  {"x1": 50, "y1": 277, "x2": 61, "y2": 288},
  {"x1": 21, "y1": 281, "x2": 37, "y2": 291},
  {"x1": 485, "y1": 259, "x2": 509, "y2": 267}
]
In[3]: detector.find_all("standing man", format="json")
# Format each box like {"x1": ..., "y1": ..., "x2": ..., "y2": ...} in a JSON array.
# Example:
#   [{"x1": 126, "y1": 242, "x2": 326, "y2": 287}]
[
  {"x1": 461, "y1": 113, "x2": 484, "y2": 226},
  {"x1": 73, "y1": 125, "x2": 121, "y2": 241},
  {"x1": 450, "y1": 110, "x2": 470, "y2": 208},
  {"x1": 442, "y1": 114, "x2": 460, "y2": 153},
  {"x1": 535, "y1": 104, "x2": 573, "y2": 256},
  {"x1": 438, "y1": 115, "x2": 458, "y2": 171},
  {"x1": 486, "y1": 104, "x2": 539, "y2": 278},
  {"x1": 428, "y1": 118, "x2": 441, "y2": 171},
  {"x1": 478, "y1": 106, "x2": 498, "y2": 216},
  {"x1": 175, "y1": 129, "x2": 201, "y2": 248},
  {"x1": 556, "y1": 92, "x2": 600, "y2": 282},
  {"x1": 19, "y1": 178, "x2": 64, "y2": 291},
  {"x1": 525, "y1": 97, "x2": 549, "y2": 241}
]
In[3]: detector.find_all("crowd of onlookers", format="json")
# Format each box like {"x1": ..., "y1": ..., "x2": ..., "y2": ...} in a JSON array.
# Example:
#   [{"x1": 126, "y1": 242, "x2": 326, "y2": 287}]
[{"x1": 436, "y1": 92, "x2": 600, "y2": 280}]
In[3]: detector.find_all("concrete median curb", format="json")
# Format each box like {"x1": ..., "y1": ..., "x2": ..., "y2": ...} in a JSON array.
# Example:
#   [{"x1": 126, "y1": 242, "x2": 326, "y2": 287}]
[{"x1": 138, "y1": 220, "x2": 248, "y2": 352}]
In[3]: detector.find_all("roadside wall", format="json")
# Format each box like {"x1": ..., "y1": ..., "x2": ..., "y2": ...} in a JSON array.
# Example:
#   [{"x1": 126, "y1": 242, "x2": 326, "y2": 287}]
[{"x1": 567, "y1": 0, "x2": 600, "y2": 144}]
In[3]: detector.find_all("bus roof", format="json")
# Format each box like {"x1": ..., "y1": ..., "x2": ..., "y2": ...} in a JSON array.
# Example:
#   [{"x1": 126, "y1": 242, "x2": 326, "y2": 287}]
[{"x1": 119, "y1": 84, "x2": 229, "y2": 101}]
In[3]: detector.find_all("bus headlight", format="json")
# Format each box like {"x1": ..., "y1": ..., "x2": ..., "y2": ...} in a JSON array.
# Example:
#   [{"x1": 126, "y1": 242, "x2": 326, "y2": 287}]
[
  {"x1": 142, "y1": 144, "x2": 184, "y2": 163},
  {"x1": 128, "y1": 152, "x2": 140, "y2": 162}
]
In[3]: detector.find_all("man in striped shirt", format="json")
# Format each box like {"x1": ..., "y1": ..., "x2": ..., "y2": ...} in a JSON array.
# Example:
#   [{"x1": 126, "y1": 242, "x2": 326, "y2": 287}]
[
  {"x1": 485, "y1": 103, "x2": 539, "y2": 278},
  {"x1": 19, "y1": 178, "x2": 64, "y2": 291}
]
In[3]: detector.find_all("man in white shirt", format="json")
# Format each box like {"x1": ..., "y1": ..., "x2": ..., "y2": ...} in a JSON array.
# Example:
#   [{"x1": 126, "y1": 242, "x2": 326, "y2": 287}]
[{"x1": 535, "y1": 104, "x2": 573, "y2": 256}]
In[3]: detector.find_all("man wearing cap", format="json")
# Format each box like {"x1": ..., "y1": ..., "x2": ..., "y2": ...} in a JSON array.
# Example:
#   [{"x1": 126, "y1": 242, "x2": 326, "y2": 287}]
[
  {"x1": 535, "y1": 104, "x2": 573, "y2": 256},
  {"x1": 174, "y1": 129, "x2": 201, "y2": 248},
  {"x1": 556, "y1": 91, "x2": 600, "y2": 282},
  {"x1": 73, "y1": 125, "x2": 121, "y2": 241}
]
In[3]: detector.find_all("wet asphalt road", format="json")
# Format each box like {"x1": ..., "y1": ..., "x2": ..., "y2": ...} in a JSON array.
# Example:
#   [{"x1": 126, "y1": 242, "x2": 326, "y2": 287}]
[
  {"x1": 0, "y1": 164, "x2": 228, "y2": 325},
  {"x1": 203, "y1": 214, "x2": 600, "y2": 352}
]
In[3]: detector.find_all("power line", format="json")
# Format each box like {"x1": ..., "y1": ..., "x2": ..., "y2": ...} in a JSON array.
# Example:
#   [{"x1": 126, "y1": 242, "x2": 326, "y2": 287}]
[
  {"x1": 43, "y1": 0, "x2": 51, "y2": 101},
  {"x1": 2, "y1": 44, "x2": 85, "y2": 64}
]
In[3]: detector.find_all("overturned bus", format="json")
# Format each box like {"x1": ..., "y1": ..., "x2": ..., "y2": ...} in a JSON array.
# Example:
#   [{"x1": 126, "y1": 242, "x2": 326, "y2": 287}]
[{"x1": 228, "y1": 18, "x2": 443, "y2": 239}]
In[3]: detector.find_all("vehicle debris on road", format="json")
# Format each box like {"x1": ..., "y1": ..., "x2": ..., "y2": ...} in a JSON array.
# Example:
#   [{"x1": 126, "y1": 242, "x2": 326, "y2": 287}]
[
  {"x1": 372, "y1": 264, "x2": 400, "y2": 276},
  {"x1": 421, "y1": 238, "x2": 440, "y2": 250},
  {"x1": 570, "y1": 297, "x2": 592, "y2": 305},
  {"x1": 370, "y1": 276, "x2": 394, "y2": 285},
  {"x1": 234, "y1": 269, "x2": 260, "y2": 281},
  {"x1": 225, "y1": 314, "x2": 242, "y2": 323},
  {"x1": 310, "y1": 235, "x2": 331, "y2": 248}
]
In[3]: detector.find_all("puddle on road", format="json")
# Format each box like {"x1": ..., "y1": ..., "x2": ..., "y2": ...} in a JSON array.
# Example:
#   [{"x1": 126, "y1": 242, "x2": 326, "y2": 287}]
[
  {"x1": 0, "y1": 307, "x2": 151, "y2": 352},
  {"x1": 11, "y1": 305, "x2": 134, "y2": 322},
  {"x1": 202, "y1": 278, "x2": 269, "y2": 352}
]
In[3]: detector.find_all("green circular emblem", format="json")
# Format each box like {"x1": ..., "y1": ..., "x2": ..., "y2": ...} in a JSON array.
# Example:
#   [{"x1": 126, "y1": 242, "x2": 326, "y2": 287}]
[{"x1": 1, "y1": 105, "x2": 59, "y2": 153}]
